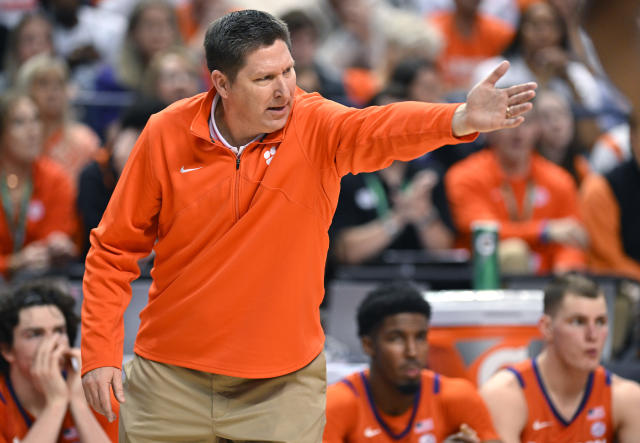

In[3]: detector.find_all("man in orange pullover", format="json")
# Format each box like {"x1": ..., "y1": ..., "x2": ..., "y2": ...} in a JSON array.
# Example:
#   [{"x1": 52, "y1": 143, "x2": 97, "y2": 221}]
[
  {"x1": 446, "y1": 106, "x2": 587, "y2": 274},
  {"x1": 80, "y1": 9, "x2": 536, "y2": 442}
]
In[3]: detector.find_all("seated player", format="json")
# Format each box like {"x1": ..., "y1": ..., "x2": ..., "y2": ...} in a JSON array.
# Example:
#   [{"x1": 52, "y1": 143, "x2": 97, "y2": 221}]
[
  {"x1": 480, "y1": 274, "x2": 640, "y2": 442},
  {"x1": 324, "y1": 282, "x2": 500, "y2": 442},
  {"x1": 0, "y1": 280, "x2": 117, "y2": 442}
]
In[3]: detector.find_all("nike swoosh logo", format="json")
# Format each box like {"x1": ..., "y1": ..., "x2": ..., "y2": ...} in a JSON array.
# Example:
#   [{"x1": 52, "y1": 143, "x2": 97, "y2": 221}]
[
  {"x1": 532, "y1": 420, "x2": 553, "y2": 431},
  {"x1": 364, "y1": 427, "x2": 381, "y2": 437},
  {"x1": 180, "y1": 166, "x2": 203, "y2": 173}
]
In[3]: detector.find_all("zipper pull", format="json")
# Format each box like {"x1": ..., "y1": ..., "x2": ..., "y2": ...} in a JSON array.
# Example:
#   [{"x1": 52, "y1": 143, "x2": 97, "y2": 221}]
[{"x1": 236, "y1": 156, "x2": 240, "y2": 170}]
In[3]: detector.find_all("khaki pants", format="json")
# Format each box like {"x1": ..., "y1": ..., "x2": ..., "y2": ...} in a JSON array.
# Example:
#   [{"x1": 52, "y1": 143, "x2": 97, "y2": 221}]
[{"x1": 119, "y1": 352, "x2": 326, "y2": 442}]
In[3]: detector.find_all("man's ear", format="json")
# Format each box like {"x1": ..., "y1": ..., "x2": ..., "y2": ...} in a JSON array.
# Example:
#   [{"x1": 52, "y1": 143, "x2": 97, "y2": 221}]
[
  {"x1": 211, "y1": 70, "x2": 231, "y2": 98},
  {"x1": 361, "y1": 335, "x2": 375, "y2": 358},
  {"x1": 539, "y1": 314, "x2": 553, "y2": 341},
  {"x1": 0, "y1": 343, "x2": 14, "y2": 364}
]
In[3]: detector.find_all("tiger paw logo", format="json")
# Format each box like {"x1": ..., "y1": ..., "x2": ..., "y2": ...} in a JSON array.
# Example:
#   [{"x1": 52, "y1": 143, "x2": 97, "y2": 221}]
[{"x1": 264, "y1": 146, "x2": 277, "y2": 165}]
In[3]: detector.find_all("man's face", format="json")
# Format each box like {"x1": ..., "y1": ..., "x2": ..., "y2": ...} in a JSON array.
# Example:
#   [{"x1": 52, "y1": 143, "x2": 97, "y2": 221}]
[
  {"x1": 1, "y1": 97, "x2": 42, "y2": 164},
  {"x1": 490, "y1": 114, "x2": 540, "y2": 166},
  {"x1": 545, "y1": 293, "x2": 608, "y2": 372},
  {"x1": 217, "y1": 39, "x2": 296, "y2": 140},
  {"x1": 364, "y1": 313, "x2": 429, "y2": 394},
  {"x1": 1, "y1": 305, "x2": 68, "y2": 383}
]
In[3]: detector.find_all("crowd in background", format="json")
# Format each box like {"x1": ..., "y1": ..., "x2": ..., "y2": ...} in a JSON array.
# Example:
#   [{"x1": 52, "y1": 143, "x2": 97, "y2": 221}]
[{"x1": 0, "y1": 0, "x2": 638, "y2": 286}]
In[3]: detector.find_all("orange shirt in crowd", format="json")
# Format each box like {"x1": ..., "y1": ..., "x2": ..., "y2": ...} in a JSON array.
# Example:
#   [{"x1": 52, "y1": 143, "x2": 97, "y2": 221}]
[
  {"x1": 82, "y1": 87, "x2": 476, "y2": 379},
  {"x1": 446, "y1": 148, "x2": 585, "y2": 274},
  {"x1": 506, "y1": 359, "x2": 614, "y2": 442},
  {"x1": 427, "y1": 11, "x2": 514, "y2": 91},
  {"x1": 0, "y1": 158, "x2": 77, "y2": 275},
  {"x1": 0, "y1": 374, "x2": 118, "y2": 443},
  {"x1": 323, "y1": 369, "x2": 499, "y2": 442},
  {"x1": 579, "y1": 173, "x2": 640, "y2": 281}
]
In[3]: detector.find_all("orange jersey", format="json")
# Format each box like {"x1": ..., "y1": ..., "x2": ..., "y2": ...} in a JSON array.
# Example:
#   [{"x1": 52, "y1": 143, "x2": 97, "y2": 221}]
[
  {"x1": 0, "y1": 374, "x2": 118, "y2": 443},
  {"x1": 507, "y1": 359, "x2": 614, "y2": 442},
  {"x1": 427, "y1": 12, "x2": 514, "y2": 90},
  {"x1": 0, "y1": 158, "x2": 77, "y2": 275},
  {"x1": 82, "y1": 88, "x2": 476, "y2": 378},
  {"x1": 446, "y1": 148, "x2": 585, "y2": 273},
  {"x1": 324, "y1": 369, "x2": 499, "y2": 442}
]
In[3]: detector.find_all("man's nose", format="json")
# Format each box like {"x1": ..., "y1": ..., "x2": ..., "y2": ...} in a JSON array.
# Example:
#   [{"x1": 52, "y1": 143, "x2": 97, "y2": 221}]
[
  {"x1": 405, "y1": 339, "x2": 418, "y2": 357},
  {"x1": 273, "y1": 76, "x2": 286, "y2": 96}
]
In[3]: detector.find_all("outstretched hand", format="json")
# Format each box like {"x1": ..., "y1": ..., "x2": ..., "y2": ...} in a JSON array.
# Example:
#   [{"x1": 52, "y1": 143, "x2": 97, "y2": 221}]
[{"x1": 452, "y1": 61, "x2": 537, "y2": 137}]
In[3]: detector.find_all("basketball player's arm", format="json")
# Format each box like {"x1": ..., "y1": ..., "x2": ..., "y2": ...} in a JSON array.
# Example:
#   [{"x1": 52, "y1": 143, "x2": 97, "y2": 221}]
[
  {"x1": 440, "y1": 377, "x2": 502, "y2": 443},
  {"x1": 612, "y1": 375, "x2": 640, "y2": 443},
  {"x1": 323, "y1": 382, "x2": 358, "y2": 443},
  {"x1": 479, "y1": 370, "x2": 528, "y2": 443}
]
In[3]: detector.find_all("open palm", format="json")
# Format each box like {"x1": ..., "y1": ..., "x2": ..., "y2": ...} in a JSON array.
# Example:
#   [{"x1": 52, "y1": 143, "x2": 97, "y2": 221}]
[{"x1": 457, "y1": 61, "x2": 537, "y2": 135}]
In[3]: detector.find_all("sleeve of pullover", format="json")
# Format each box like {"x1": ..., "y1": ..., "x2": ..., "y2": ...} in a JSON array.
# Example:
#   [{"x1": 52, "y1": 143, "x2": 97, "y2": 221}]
[
  {"x1": 81, "y1": 123, "x2": 162, "y2": 375},
  {"x1": 292, "y1": 96, "x2": 477, "y2": 177}
]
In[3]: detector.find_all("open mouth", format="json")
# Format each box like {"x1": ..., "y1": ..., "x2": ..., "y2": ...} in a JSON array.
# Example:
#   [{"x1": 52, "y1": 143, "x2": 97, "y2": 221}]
[{"x1": 268, "y1": 105, "x2": 287, "y2": 112}]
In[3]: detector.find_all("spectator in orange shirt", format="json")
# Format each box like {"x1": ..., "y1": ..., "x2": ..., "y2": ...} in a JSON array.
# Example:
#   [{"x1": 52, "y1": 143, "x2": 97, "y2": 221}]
[
  {"x1": 0, "y1": 91, "x2": 77, "y2": 282},
  {"x1": 324, "y1": 282, "x2": 500, "y2": 442},
  {"x1": 0, "y1": 12, "x2": 54, "y2": 91},
  {"x1": 580, "y1": 116, "x2": 640, "y2": 281},
  {"x1": 446, "y1": 104, "x2": 588, "y2": 274},
  {"x1": 427, "y1": 0, "x2": 515, "y2": 92},
  {"x1": 481, "y1": 274, "x2": 640, "y2": 442},
  {"x1": 0, "y1": 280, "x2": 117, "y2": 442}
]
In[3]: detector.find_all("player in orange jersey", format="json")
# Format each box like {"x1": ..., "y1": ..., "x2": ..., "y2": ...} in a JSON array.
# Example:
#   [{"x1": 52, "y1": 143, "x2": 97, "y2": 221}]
[
  {"x1": 0, "y1": 280, "x2": 117, "y2": 443},
  {"x1": 324, "y1": 282, "x2": 501, "y2": 442},
  {"x1": 481, "y1": 274, "x2": 640, "y2": 442}
]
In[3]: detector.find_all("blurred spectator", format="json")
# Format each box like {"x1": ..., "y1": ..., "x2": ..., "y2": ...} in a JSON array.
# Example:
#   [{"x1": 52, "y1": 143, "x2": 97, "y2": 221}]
[
  {"x1": 46, "y1": 0, "x2": 126, "y2": 86},
  {"x1": 77, "y1": 99, "x2": 164, "y2": 259},
  {"x1": 590, "y1": 122, "x2": 631, "y2": 175},
  {"x1": 377, "y1": 10, "x2": 442, "y2": 89},
  {"x1": 427, "y1": 0, "x2": 515, "y2": 92},
  {"x1": 580, "y1": 116, "x2": 640, "y2": 281},
  {"x1": 413, "y1": 0, "x2": 520, "y2": 28},
  {"x1": 535, "y1": 89, "x2": 590, "y2": 185},
  {"x1": 280, "y1": 8, "x2": 350, "y2": 104},
  {"x1": 176, "y1": 0, "x2": 235, "y2": 47},
  {"x1": 0, "y1": 91, "x2": 77, "y2": 281},
  {"x1": 388, "y1": 57, "x2": 444, "y2": 104},
  {"x1": 16, "y1": 54, "x2": 100, "y2": 184},
  {"x1": 473, "y1": 2, "x2": 604, "y2": 123},
  {"x1": 584, "y1": 0, "x2": 640, "y2": 127},
  {"x1": 90, "y1": 0, "x2": 181, "y2": 138},
  {"x1": 0, "y1": 12, "x2": 54, "y2": 91},
  {"x1": 0, "y1": 279, "x2": 117, "y2": 441},
  {"x1": 331, "y1": 160, "x2": 455, "y2": 265},
  {"x1": 316, "y1": 0, "x2": 440, "y2": 106},
  {"x1": 316, "y1": 0, "x2": 386, "y2": 77},
  {"x1": 0, "y1": 0, "x2": 38, "y2": 29},
  {"x1": 446, "y1": 108, "x2": 587, "y2": 275},
  {"x1": 142, "y1": 47, "x2": 203, "y2": 106}
]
